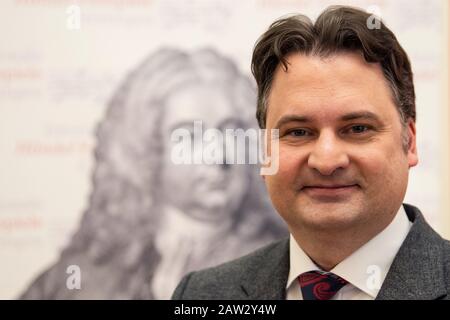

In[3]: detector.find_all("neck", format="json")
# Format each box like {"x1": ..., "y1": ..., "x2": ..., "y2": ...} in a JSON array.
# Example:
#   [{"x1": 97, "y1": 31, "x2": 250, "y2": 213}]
[{"x1": 291, "y1": 212, "x2": 397, "y2": 271}]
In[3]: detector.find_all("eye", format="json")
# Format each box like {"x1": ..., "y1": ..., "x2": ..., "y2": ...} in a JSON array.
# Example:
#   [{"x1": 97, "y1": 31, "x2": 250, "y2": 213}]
[
  {"x1": 348, "y1": 125, "x2": 371, "y2": 134},
  {"x1": 288, "y1": 129, "x2": 310, "y2": 137}
]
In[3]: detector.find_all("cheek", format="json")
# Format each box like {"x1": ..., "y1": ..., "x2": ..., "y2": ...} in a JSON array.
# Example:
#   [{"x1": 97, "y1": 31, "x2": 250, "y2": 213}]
[
  {"x1": 225, "y1": 169, "x2": 248, "y2": 211},
  {"x1": 353, "y1": 146, "x2": 409, "y2": 193},
  {"x1": 161, "y1": 163, "x2": 194, "y2": 195},
  {"x1": 265, "y1": 149, "x2": 302, "y2": 201},
  {"x1": 277, "y1": 147, "x2": 304, "y2": 177},
  {"x1": 227, "y1": 167, "x2": 247, "y2": 193}
]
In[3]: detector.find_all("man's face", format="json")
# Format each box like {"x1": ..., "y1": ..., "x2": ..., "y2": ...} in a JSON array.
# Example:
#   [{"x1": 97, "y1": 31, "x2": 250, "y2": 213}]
[
  {"x1": 160, "y1": 83, "x2": 248, "y2": 222},
  {"x1": 264, "y1": 52, "x2": 418, "y2": 233}
]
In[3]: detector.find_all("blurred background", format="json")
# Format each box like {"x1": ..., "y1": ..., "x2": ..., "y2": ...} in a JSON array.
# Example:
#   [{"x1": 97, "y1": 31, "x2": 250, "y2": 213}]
[{"x1": 0, "y1": 0, "x2": 448, "y2": 299}]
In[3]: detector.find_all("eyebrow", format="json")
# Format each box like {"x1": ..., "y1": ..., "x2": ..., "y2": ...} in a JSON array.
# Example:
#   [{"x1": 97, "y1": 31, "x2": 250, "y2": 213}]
[
  {"x1": 274, "y1": 115, "x2": 310, "y2": 129},
  {"x1": 274, "y1": 111, "x2": 382, "y2": 128},
  {"x1": 340, "y1": 111, "x2": 382, "y2": 122}
]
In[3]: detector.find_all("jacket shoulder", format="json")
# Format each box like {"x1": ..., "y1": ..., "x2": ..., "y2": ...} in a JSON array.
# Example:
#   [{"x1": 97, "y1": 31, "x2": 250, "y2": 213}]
[
  {"x1": 171, "y1": 238, "x2": 289, "y2": 300},
  {"x1": 442, "y1": 239, "x2": 450, "y2": 273}
]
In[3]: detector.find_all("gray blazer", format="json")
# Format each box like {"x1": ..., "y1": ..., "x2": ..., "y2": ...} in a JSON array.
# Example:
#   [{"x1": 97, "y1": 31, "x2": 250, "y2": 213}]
[{"x1": 172, "y1": 204, "x2": 450, "y2": 300}]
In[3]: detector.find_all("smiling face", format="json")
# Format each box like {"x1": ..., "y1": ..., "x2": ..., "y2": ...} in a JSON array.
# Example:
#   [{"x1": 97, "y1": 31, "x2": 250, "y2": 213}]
[
  {"x1": 160, "y1": 83, "x2": 248, "y2": 222},
  {"x1": 264, "y1": 52, "x2": 418, "y2": 234}
]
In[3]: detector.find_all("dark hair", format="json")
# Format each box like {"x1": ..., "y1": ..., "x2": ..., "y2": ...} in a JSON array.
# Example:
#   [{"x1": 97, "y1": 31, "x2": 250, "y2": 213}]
[{"x1": 251, "y1": 5, "x2": 415, "y2": 130}]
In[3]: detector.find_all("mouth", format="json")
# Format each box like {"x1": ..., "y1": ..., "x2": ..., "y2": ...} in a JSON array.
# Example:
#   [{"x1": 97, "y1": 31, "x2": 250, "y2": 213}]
[{"x1": 301, "y1": 184, "x2": 359, "y2": 199}]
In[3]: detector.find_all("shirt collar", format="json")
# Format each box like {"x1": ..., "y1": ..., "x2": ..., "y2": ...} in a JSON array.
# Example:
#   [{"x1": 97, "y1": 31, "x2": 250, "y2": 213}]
[{"x1": 287, "y1": 205, "x2": 412, "y2": 298}]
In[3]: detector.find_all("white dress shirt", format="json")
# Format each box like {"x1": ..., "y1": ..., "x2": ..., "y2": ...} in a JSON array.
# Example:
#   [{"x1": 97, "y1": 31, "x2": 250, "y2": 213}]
[{"x1": 286, "y1": 205, "x2": 412, "y2": 300}]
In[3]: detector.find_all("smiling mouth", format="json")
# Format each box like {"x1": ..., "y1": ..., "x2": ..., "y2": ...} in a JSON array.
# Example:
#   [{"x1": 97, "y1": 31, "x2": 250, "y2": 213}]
[{"x1": 301, "y1": 184, "x2": 359, "y2": 199}]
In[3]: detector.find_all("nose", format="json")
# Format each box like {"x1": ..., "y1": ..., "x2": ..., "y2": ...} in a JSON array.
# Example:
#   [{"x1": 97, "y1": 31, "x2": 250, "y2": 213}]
[
  {"x1": 307, "y1": 130, "x2": 350, "y2": 176},
  {"x1": 194, "y1": 163, "x2": 228, "y2": 188}
]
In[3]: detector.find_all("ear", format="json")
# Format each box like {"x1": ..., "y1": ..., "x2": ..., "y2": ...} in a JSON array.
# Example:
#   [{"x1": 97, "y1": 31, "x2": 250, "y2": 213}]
[{"x1": 406, "y1": 119, "x2": 419, "y2": 168}]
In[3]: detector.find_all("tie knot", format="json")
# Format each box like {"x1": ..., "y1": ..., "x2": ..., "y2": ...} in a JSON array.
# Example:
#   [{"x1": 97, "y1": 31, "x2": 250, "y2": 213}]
[{"x1": 298, "y1": 271, "x2": 348, "y2": 300}]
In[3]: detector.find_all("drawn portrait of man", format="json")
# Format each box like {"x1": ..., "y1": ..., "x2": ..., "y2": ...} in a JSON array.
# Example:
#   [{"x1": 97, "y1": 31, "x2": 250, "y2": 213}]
[{"x1": 20, "y1": 48, "x2": 287, "y2": 299}]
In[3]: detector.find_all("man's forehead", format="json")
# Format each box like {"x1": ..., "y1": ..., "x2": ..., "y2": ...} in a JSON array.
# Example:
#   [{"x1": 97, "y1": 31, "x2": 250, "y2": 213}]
[
  {"x1": 272, "y1": 52, "x2": 385, "y2": 92},
  {"x1": 269, "y1": 91, "x2": 389, "y2": 121},
  {"x1": 267, "y1": 52, "x2": 397, "y2": 126},
  {"x1": 163, "y1": 85, "x2": 239, "y2": 129}
]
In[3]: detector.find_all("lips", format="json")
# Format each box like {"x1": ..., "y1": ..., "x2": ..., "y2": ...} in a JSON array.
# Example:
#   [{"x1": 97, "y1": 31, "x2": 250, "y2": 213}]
[
  {"x1": 301, "y1": 184, "x2": 359, "y2": 199},
  {"x1": 303, "y1": 184, "x2": 357, "y2": 189}
]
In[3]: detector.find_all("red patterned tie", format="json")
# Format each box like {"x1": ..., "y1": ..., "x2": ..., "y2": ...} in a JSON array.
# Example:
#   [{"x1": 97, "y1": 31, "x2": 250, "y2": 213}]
[{"x1": 298, "y1": 271, "x2": 348, "y2": 300}]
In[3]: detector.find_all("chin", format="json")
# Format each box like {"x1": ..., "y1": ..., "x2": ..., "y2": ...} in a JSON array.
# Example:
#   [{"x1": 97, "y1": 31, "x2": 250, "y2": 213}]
[{"x1": 295, "y1": 203, "x2": 365, "y2": 231}]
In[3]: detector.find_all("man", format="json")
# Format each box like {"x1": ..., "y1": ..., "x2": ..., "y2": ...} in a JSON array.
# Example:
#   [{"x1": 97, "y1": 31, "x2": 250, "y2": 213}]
[{"x1": 171, "y1": 6, "x2": 450, "y2": 300}]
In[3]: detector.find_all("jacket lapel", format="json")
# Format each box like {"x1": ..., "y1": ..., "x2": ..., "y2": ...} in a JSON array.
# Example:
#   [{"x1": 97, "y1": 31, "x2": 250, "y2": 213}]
[{"x1": 376, "y1": 204, "x2": 448, "y2": 300}]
